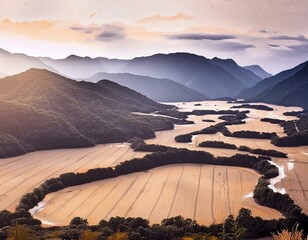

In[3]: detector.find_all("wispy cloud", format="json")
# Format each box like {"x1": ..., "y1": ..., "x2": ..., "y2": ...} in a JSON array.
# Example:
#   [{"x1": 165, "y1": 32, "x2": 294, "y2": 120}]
[
  {"x1": 0, "y1": 18, "x2": 86, "y2": 42},
  {"x1": 287, "y1": 43, "x2": 308, "y2": 51},
  {"x1": 70, "y1": 24, "x2": 100, "y2": 34},
  {"x1": 268, "y1": 44, "x2": 280, "y2": 48},
  {"x1": 95, "y1": 24, "x2": 126, "y2": 42},
  {"x1": 269, "y1": 34, "x2": 308, "y2": 42},
  {"x1": 216, "y1": 42, "x2": 255, "y2": 51},
  {"x1": 165, "y1": 33, "x2": 236, "y2": 41},
  {"x1": 259, "y1": 29, "x2": 269, "y2": 34},
  {"x1": 139, "y1": 12, "x2": 193, "y2": 23},
  {"x1": 70, "y1": 23, "x2": 126, "y2": 42}
]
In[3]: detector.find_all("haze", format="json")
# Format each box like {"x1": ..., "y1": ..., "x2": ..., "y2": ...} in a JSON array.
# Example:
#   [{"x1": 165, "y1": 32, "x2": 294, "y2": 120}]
[{"x1": 0, "y1": 0, "x2": 307, "y2": 74}]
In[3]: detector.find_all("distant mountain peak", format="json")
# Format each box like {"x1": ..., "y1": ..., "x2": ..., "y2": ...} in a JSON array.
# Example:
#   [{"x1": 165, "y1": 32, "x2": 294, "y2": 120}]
[
  {"x1": 66, "y1": 54, "x2": 82, "y2": 60},
  {"x1": 212, "y1": 56, "x2": 235, "y2": 62},
  {"x1": 248, "y1": 62, "x2": 308, "y2": 109},
  {"x1": 243, "y1": 65, "x2": 272, "y2": 79}
]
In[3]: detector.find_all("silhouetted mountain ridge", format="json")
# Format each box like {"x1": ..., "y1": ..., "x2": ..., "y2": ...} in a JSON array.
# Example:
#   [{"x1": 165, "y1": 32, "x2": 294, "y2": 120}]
[
  {"x1": 238, "y1": 61, "x2": 308, "y2": 98},
  {"x1": 0, "y1": 48, "x2": 57, "y2": 75},
  {"x1": 248, "y1": 63, "x2": 308, "y2": 109},
  {"x1": 211, "y1": 57, "x2": 261, "y2": 86},
  {"x1": 84, "y1": 72, "x2": 209, "y2": 102},
  {"x1": 118, "y1": 52, "x2": 247, "y2": 97},
  {"x1": 243, "y1": 65, "x2": 272, "y2": 79}
]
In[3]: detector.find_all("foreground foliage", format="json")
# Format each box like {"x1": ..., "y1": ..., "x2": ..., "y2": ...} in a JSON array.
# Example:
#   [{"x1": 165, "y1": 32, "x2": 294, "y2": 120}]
[{"x1": 272, "y1": 224, "x2": 304, "y2": 240}]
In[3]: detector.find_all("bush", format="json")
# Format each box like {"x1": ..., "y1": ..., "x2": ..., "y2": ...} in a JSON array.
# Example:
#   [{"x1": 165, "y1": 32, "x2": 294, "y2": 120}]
[
  {"x1": 199, "y1": 141, "x2": 236, "y2": 149},
  {"x1": 175, "y1": 134, "x2": 192, "y2": 143},
  {"x1": 198, "y1": 127, "x2": 218, "y2": 134},
  {"x1": 70, "y1": 217, "x2": 88, "y2": 226},
  {"x1": 202, "y1": 119, "x2": 215, "y2": 122},
  {"x1": 272, "y1": 132, "x2": 308, "y2": 147},
  {"x1": 231, "y1": 130, "x2": 276, "y2": 139},
  {"x1": 238, "y1": 145, "x2": 251, "y2": 152},
  {"x1": 231, "y1": 104, "x2": 273, "y2": 111},
  {"x1": 261, "y1": 118, "x2": 286, "y2": 124}
]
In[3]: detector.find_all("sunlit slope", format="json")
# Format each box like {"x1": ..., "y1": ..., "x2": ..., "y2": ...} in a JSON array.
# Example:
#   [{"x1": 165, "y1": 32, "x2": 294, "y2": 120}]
[{"x1": 0, "y1": 69, "x2": 172, "y2": 157}]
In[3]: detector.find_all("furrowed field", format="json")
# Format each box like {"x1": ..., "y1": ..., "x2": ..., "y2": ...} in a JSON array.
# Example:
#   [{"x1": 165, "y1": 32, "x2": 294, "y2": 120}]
[{"x1": 0, "y1": 101, "x2": 307, "y2": 226}]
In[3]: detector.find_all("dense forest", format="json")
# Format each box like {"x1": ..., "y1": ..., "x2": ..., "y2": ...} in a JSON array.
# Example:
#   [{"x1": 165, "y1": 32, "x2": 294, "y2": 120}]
[{"x1": 0, "y1": 69, "x2": 174, "y2": 158}]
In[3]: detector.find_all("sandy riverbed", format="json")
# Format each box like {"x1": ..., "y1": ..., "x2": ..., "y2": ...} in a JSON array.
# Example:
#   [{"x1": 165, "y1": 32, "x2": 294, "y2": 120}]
[{"x1": 0, "y1": 100, "x2": 307, "y2": 226}]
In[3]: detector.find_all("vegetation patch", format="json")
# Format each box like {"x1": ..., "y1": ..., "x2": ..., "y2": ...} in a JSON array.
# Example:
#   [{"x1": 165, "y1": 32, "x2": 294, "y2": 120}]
[
  {"x1": 261, "y1": 118, "x2": 286, "y2": 124},
  {"x1": 202, "y1": 119, "x2": 215, "y2": 123},
  {"x1": 231, "y1": 104, "x2": 274, "y2": 111},
  {"x1": 283, "y1": 110, "x2": 307, "y2": 117},
  {"x1": 191, "y1": 109, "x2": 249, "y2": 116},
  {"x1": 238, "y1": 145, "x2": 288, "y2": 158},
  {"x1": 175, "y1": 134, "x2": 193, "y2": 143},
  {"x1": 199, "y1": 141, "x2": 237, "y2": 149},
  {"x1": 272, "y1": 116, "x2": 308, "y2": 146}
]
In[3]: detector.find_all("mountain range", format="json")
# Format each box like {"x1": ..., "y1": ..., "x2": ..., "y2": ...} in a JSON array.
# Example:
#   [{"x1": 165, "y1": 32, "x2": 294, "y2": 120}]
[
  {"x1": 42, "y1": 52, "x2": 263, "y2": 98},
  {"x1": 237, "y1": 61, "x2": 308, "y2": 99},
  {"x1": 1, "y1": 47, "x2": 307, "y2": 110},
  {"x1": 248, "y1": 63, "x2": 308, "y2": 109},
  {"x1": 0, "y1": 48, "x2": 57, "y2": 75},
  {"x1": 0, "y1": 49, "x2": 265, "y2": 99},
  {"x1": 83, "y1": 72, "x2": 208, "y2": 102},
  {"x1": 112, "y1": 53, "x2": 261, "y2": 97},
  {"x1": 210, "y1": 57, "x2": 261, "y2": 86}
]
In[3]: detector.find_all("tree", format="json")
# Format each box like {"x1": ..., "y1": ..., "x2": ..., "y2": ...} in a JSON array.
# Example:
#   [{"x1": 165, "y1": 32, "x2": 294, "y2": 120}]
[
  {"x1": 70, "y1": 217, "x2": 89, "y2": 226},
  {"x1": 7, "y1": 224, "x2": 38, "y2": 240},
  {"x1": 107, "y1": 232, "x2": 128, "y2": 240},
  {"x1": 220, "y1": 215, "x2": 246, "y2": 240},
  {"x1": 79, "y1": 230, "x2": 101, "y2": 240}
]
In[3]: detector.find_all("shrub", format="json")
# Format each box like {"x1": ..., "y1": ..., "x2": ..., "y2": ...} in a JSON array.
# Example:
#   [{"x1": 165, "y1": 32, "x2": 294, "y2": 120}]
[
  {"x1": 175, "y1": 134, "x2": 192, "y2": 143},
  {"x1": 199, "y1": 141, "x2": 236, "y2": 149}
]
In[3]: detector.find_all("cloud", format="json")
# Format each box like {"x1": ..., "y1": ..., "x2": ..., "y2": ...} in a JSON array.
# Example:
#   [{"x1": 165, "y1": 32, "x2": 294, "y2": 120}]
[
  {"x1": 0, "y1": 19, "x2": 54, "y2": 35},
  {"x1": 70, "y1": 24, "x2": 100, "y2": 34},
  {"x1": 139, "y1": 12, "x2": 193, "y2": 23},
  {"x1": 269, "y1": 34, "x2": 308, "y2": 42},
  {"x1": 287, "y1": 43, "x2": 308, "y2": 51},
  {"x1": 216, "y1": 42, "x2": 255, "y2": 51},
  {"x1": 0, "y1": 18, "x2": 86, "y2": 42},
  {"x1": 70, "y1": 23, "x2": 126, "y2": 41},
  {"x1": 95, "y1": 24, "x2": 126, "y2": 42},
  {"x1": 268, "y1": 44, "x2": 280, "y2": 48},
  {"x1": 259, "y1": 29, "x2": 269, "y2": 33},
  {"x1": 165, "y1": 33, "x2": 236, "y2": 41}
]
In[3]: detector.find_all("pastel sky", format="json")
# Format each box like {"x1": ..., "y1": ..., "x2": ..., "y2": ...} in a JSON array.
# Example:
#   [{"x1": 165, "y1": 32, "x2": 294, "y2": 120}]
[{"x1": 0, "y1": 0, "x2": 307, "y2": 73}]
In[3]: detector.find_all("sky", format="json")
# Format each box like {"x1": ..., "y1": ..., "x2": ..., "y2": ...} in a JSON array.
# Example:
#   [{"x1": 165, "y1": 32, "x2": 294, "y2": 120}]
[{"x1": 0, "y1": 0, "x2": 307, "y2": 74}]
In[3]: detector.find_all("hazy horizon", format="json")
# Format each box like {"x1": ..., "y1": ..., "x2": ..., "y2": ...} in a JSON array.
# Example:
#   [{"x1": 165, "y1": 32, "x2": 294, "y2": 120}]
[{"x1": 0, "y1": 0, "x2": 308, "y2": 74}]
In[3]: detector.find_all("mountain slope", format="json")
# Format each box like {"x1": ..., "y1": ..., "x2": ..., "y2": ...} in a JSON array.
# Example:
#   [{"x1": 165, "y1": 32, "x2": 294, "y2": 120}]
[
  {"x1": 84, "y1": 72, "x2": 209, "y2": 102},
  {"x1": 118, "y1": 53, "x2": 246, "y2": 98},
  {"x1": 0, "y1": 48, "x2": 57, "y2": 75},
  {"x1": 211, "y1": 57, "x2": 261, "y2": 87},
  {"x1": 244, "y1": 65, "x2": 272, "y2": 79},
  {"x1": 0, "y1": 69, "x2": 173, "y2": 157},
  {"x1": 249, "y1": 63, "x2": 308, "y2": 109},
  {"x1": 238, "y1": 60, "x2": 308, "y2": 98}
]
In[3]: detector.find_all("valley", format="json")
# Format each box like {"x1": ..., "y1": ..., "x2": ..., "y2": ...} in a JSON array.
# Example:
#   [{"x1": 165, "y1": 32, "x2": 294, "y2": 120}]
[
  {"x1": 1, "y1": 100, "x2": 306, "y2": 228},
  {"x1": 1, "y1": 1, "x2": 307, "y2": 238}
]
